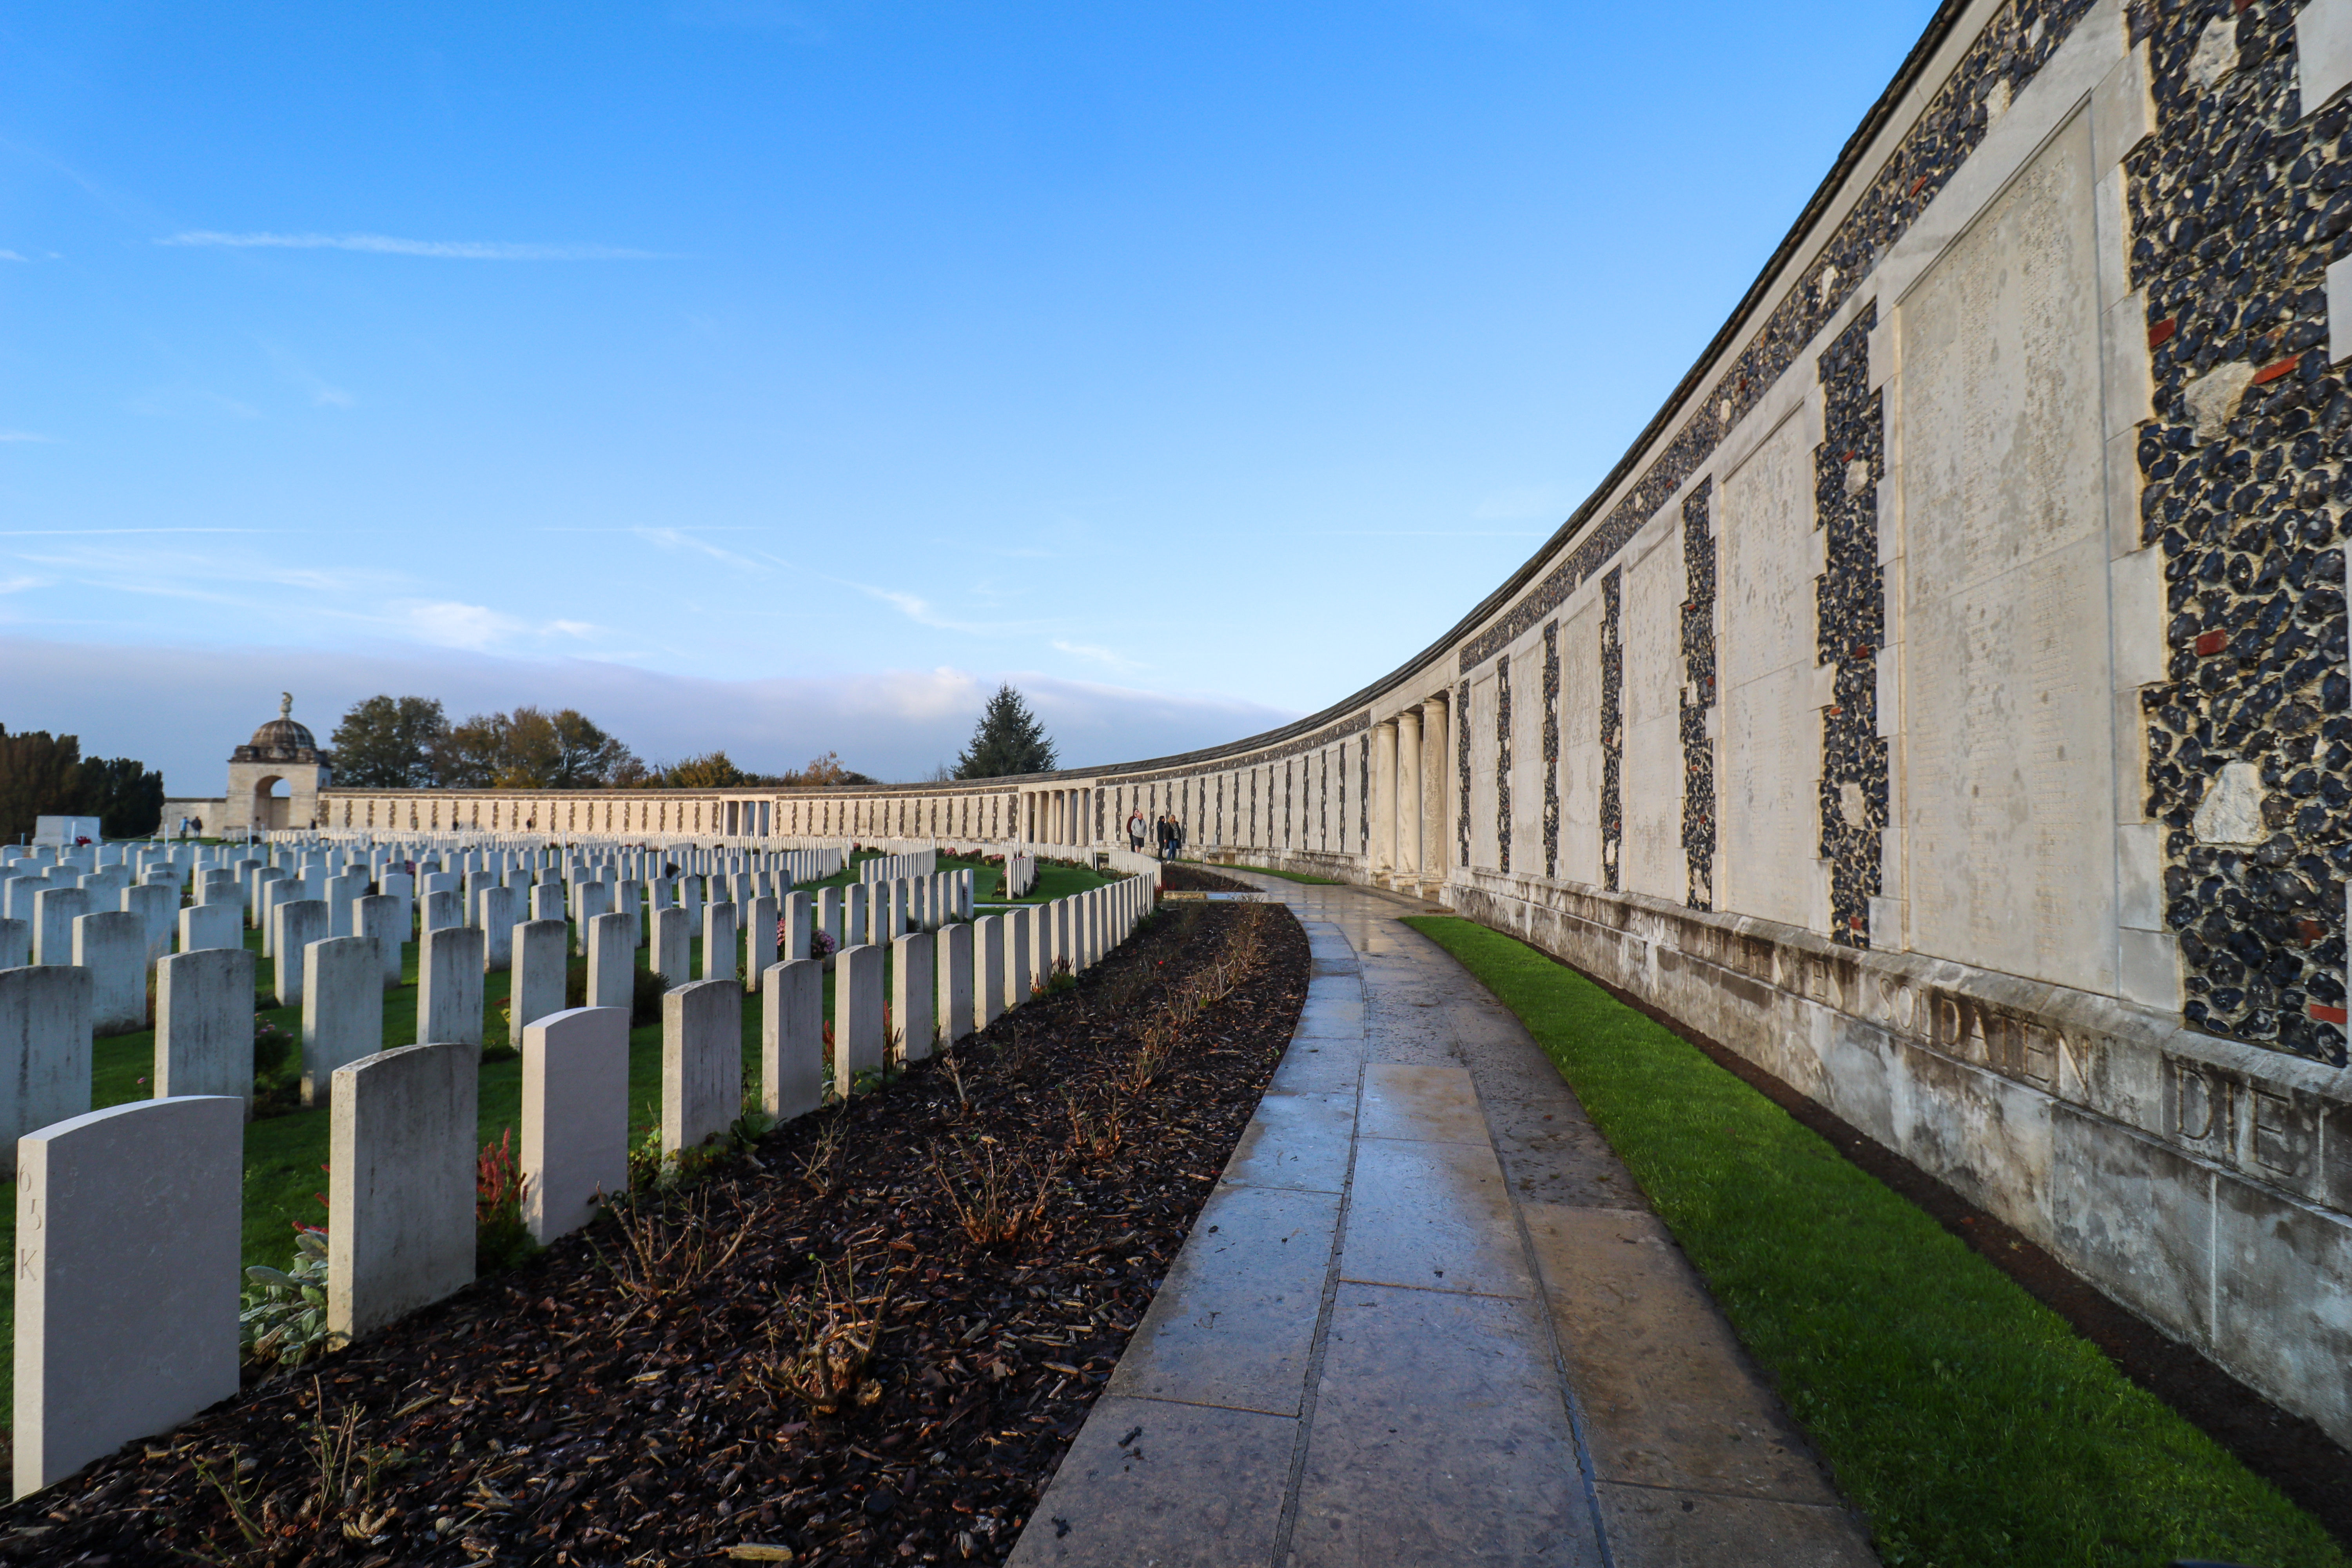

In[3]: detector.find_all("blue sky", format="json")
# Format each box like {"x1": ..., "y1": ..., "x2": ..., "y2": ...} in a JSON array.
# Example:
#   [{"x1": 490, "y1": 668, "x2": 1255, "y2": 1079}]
[{"x1": 2, "y1": 1, "x2": 1937, "y2": 793}]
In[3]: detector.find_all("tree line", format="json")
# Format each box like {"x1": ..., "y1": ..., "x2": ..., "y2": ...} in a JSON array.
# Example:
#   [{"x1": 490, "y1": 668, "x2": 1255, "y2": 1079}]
[
  {"x1": 326, "y1": 683, "x2": 1058, "y2": 791},
  {"x1": 0, "y1": 727, "x2": 165, "y2": 843}
]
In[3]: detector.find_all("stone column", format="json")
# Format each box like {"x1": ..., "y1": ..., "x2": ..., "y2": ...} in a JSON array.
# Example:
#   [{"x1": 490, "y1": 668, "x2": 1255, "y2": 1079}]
[
  {"x1": 1397, "y1": 708, "x2": 1423, "y2": 882},
  {"x1": 156, "y1": 947, "x2": 255, "y2": 1108},
  {"x1": 302, "y1": 936, "x2": 385, "y2": 1107},
  {"x1": 1374, "y1": 721, "x2": 1397, "y2": 877},
  {"x1": 328, "y1": 1042, "x2": 475, "y2": 1341},
  {"x1": 13, "y1": 1096, "x2": 242, "y2": 1500},
  {"x1": 661, "y1": 978, "x2": 742, "y2": 1155},
  {"x1": 762, "y1": 958, "x2": 824, "y2": 1120}
]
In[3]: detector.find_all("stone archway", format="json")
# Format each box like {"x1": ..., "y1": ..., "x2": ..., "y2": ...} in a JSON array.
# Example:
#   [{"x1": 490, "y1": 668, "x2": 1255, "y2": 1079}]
[{"x1": 250, "y1": 774, "x2": 289, "y2": 831}]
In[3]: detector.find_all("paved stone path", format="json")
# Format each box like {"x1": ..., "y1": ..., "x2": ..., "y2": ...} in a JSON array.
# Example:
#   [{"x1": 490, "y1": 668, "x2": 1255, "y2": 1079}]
[{"x1": 1008, "y1": 875, "x2": 1877, "y2": 1568}]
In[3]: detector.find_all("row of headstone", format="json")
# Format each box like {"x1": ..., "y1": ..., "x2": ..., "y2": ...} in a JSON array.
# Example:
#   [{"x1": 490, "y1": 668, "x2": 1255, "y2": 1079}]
[
  {"x1": 857, "y1": 848, "x2": 938, "y2": 884},
  {"x1": 9, "y1": 870, "x2": 1158, "y2": 1499},
  {"x1": 1002, "y1": 852, "x2": 1037, "y2": 898}
]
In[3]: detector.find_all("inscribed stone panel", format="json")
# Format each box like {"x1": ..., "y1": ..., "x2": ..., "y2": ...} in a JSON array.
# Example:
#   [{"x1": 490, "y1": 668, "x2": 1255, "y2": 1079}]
[
  {"x1": 1510, "y1": 644, "x2": 1543, "y2": 875},
  {"x1": 1720, "y1": 410, "x2": 1825, "y2": 931},
  {"x1": 1898, "y1": 109, "x2": 2115, "y2": 993},
  {"x1": 1469, "y1": 673, "x2": 1500, "y2": 871},
  {"x1": 1621, "y1": 531, "x2": 1685, "y2": 900},
  {"x1": 1559, "y1": 600, "x2": 1604, "y2": 885}
]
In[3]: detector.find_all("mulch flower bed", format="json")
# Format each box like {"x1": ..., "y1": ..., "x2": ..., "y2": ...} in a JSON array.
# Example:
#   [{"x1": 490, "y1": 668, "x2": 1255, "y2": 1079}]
[{"x1": 4, "y1": 899, "x2": 1308, "y2": 1568}]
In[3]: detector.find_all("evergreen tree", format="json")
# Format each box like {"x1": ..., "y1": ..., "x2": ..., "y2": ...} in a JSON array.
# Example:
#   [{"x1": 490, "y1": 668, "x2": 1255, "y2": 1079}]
[
  {"x1": 329, "y1": 695, "x2": 450, "y2": 788},
  {"x1": 0, "y1": 726, "x2": 82, "y2": 843},
  {"x1": 953, "y1": 685, "x2": 1058, "y2": 778},
  {"x1": 75, "y1": 757, "x2": 164, "y2": 838}
]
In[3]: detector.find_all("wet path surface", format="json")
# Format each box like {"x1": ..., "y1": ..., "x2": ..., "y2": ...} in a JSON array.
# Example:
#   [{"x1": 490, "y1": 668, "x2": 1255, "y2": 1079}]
[{"x1": 1009, "y1": 877, "x2": 1877, "y2": 1567}]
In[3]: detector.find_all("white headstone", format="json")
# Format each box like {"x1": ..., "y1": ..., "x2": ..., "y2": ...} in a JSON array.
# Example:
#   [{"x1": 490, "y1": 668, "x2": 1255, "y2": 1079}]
[
  {"x1": 328, "y1": 1042, "x2": 476, "y2": 1341},
  {"x1": 511, "y1": 919, "x2": 568, "y2": 1047},
  {"x1": 973, "y1": 915, "x2": 1004, "y2": 1029},
  {"x1": 120, "y1": 882, "x2": 178, "y2": 966},
  {"x1": 1002, "y1": 907, "x2": 1032, "y2": 1014},
  {"x1": 588, "y1": 912, "x2": 635, "y2": 1012},
  {"x1": 661, "y1": 978, "x2": 741, "y2": 1154},
  {"x1": 354, "y1": 894, "x2": 403, "y2": 988},
  {"x1": 12, "y1": 1096, "x2": 243, "y2": 1500},
  {"x1": 652, "y1": 906, "x2": 691, "y2": 989},
  {"x1": 783, "y1": 891, "x2": 813, "y2": 962},
  {"x1": 301, "y1": 932, "x2": 385, "y2": 1103},
  {"x1": 0, "y1": 918, "x2": 26, "y2": 970},
  {"x1": 271, "y1": 900, "x2": 330, "y2": 1008},
  {"x1": 891, "y1": 931, "x2": 935, "y2": 1063},
  {"x1": 325, "y1": 873, "x2": 369, "y2": 938},
  {"x1": 833, "y1": 943, "x2": 885, "y2": 1092},
  {"x1": 421, "y1": 888, "x2": 463, "y2": 938},
  {"x1": 530, "y1": 882, "x2": 564, "y2": 923},
  {"x1": 417, "y1": 926, "x2": 485, "y2": 1048},
  {"x1": 702, "y1": 900, "x2": 737, "y2": 986},
  {"x1": 846, "y1": 884, "x2": 868, "y2": 949},
  {"x1": 73, "y1": 911, "x2": 147, "y2": 1036},
  {"x1": 477, "y1": 885, "x2": 516, "y2": 973},
  {"x1": 156, "y1": 947, "x2": 256, "y2": 1108},
  {"x1": 938, "y1": 921, "x2": 973, "y2": 1046},
  {"x1": 817, "y1": 887, "x2": 842, "y2": 954},
  {"x1": 745, "y1": 895, "x2": 777, "y2": 993},
  {"x1": 31, "y1": 886, "x2": 89, "y2": 967},
  {"x1": 521, "y1": 1006, "x2": 630, "y2": 1243},
  {"x1": 0, "y1": 967, "x2": 92, "y2": 1181},
  {"x1": 761, "y1": 959, "x2": 823, "y2": 1120}
]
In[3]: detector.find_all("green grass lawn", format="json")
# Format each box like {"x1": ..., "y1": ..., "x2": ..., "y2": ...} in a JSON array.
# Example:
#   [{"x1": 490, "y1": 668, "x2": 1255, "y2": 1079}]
[{"x1": 1401, "y1": 915, "x2": 2347, "y2": 1568}]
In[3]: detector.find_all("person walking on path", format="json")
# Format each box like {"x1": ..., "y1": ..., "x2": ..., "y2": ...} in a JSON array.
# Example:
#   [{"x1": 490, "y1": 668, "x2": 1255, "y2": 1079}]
[{"x1": 1127, "y1": 809, "x2": 1146, "y2": 854}]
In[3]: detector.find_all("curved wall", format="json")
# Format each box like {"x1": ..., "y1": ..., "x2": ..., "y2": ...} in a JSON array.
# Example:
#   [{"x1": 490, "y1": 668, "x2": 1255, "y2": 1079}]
[{"x1": 299, "y1": 0, "x2": 2352, "y2": 1445}]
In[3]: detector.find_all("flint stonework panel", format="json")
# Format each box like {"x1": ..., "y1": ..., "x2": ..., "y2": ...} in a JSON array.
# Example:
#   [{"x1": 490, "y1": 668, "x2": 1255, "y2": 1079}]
[{"x1": 1898, "y1": 108, "x2": 2118, "y2": 996}]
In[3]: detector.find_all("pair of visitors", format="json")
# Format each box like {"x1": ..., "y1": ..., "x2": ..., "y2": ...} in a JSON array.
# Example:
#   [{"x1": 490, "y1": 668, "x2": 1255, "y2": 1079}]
[
  {"x1": 1156, "y1": 812, "x2": 1184, "y2": 861},
  {"x1": 1127, "y1": 809, "x2": 1147, "y2": 853}
]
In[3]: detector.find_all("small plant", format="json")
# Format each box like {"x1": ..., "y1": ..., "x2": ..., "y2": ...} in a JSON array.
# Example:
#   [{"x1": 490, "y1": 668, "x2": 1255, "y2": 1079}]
[
  {"x1": 809, "y1": 927, "x2": 837, "y2": 960},
  {"x1": 475, "y1": 1128, "x2": 538, "y2": 1274},
  {"x1": 795, "y1": 1106, "x2": 848, "y2": 1193},
  {"x1": 745, "y1": 1254, "x2": 891, "y2": 1415},
  {"x1": 602, "y1": 1187, "x2": 755, "y2": 1305},
  {"x1": 191, "y1": 1446, "x2": 267, "y2": 1548},
  {"x1": 939, "y1": 1047, "x2": 973, "y2": 1118},
  {"x1": 1063, "y1": 1089, "x2": 1124, "y2": 1163},
  {"x1": 933, "y1": 1136, "x2": 1056, "y2": 1249},
  {"x1": 241, "y1": 1221, "x2": 338, "y2": 1366},
  {"x1": 306, "y1": 1384, "x2": 409, "y2": 1541}
]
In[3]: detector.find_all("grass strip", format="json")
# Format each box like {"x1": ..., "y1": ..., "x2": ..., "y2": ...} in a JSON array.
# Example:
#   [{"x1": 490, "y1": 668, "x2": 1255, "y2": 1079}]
[
  {"x1": 1400, "y1": 914, "x2": 2345, "y2": 1568},
  {"x1": 1183, "y1": 860, "x2": 1341, "y2": 885}
]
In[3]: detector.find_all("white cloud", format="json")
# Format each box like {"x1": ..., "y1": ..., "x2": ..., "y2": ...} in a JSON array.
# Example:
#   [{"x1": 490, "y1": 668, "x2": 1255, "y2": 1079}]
[
  {"x1": 398, "y1": 600, "x2": 530, "y2": 650},
  {"x1": 0, "y1": 635, "x2": 1301, "y2": 795},
  {"x1": 0, "y1": 250, "x2": 26, "y2": 262},
  {"x1": 634, "y1": 527, "x2": 769, "y2": 573},
  {"x1": 158, "y1": 231, "x2": 680, "y2": 261},
  {"x1": 0, "y1": 430, "x2": 59, "y2": 443},
  {"x1": 0, "y1": 575, "x2": 51, "y2": 594},
  {"x1": 1052, "y1": 639, "x2": 1143, "y2": 673},
  {"x1": 123, "y1": 387, "x2": 262, "y2": 421}
]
